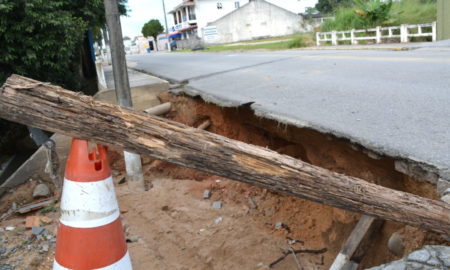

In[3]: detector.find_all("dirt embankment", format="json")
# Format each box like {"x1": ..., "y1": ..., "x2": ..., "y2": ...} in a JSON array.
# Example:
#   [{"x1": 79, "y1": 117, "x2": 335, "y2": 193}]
[{"x1": 143, "y1": 92, "x2": 448, "y2": 269}]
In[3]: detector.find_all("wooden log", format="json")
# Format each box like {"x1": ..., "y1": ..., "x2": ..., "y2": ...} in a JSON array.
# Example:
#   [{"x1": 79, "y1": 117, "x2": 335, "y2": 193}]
[
  {"x1": 329, "y1": 215, "x2": 383, "y2": 270},
  {"x1": 1, "y1": 75, "x2": 450, "y2": 235}
]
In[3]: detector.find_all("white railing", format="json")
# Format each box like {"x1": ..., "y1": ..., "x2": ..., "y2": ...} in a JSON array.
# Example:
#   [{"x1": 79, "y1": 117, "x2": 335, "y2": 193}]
[{"x1": 316, "y1": 22, "x2": 436, "y2": 46}]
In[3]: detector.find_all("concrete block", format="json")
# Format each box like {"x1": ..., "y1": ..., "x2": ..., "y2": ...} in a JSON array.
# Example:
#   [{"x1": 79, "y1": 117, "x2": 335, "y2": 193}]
[
  {"x1": 203, "y1": 189, "x2": 211, "y2": 199},
  {"x1": 212, "y1": 201, "x2": 222, "y2": 209}
]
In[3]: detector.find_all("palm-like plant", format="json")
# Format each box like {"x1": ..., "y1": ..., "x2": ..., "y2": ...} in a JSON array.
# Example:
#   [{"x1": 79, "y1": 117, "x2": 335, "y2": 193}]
[{"x1": 353, "y1": 0, "x2": 397, "y2": 27}]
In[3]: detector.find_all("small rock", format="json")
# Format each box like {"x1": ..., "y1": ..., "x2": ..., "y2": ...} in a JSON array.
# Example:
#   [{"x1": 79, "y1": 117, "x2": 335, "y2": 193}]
[
  {"x1": 214, "y1": 217, "x2": 223, "y2": 224},
  {"x1": 0, "y1": 264, "x2": 14, "y2": 270},
  {"x1": 407, "y1": 249, "x2": 431, "y2": 263},
  {"x1": 111, "y1": 169, "x2": 120, "y2": 176},
  {"x1": 406, "y1": 262, "x2": 424, "y2": 269},
  {"x1": 118, "y1": 177, "x2": 126, "y2": 184},
  {"x1": 33, "y1": 183, "x2": 51, "y2": 198},
  {"x1": 215, "y1": 179, "x2": 221, "y2": 183},
  {"x1": 31, "y1": 226, "x2": 47, "y2": 237},
  {"x1": 25, "y1": 216, "x2": 41, "y2": 228},
  {"x1": 203, "y1": 190, "x2": 212, "y2": 199},
  {"x1": 5, "y1": 226, "x2": 14, "y2": 231},
  {"x1": 441, "y1": 194, "x2": 450, "y2": 204},
  {"x1": 40, "y1": 216, "x2": 52, "y2": 224},
  {"x1": 275, "y1": 222, "x2": 283, "y2": 230},
  {"x1": 212, "y1": 201, "x2": 222, "y2": 209},
  {"x1": 388, "y1": 232, "x2": 405, "y2": 256},
  {"x1": 383, "y1": 260, "x2": 406, "y2": 270},
  {"x1": 41, "y1": 244, "x2": 49, "y2": 252},
  {"x1": 425, "y1": 258, "x2": 441, "y2": 266},
  {"x1": 248, "y1": 197, "x2": 257, "y2": 209},
  {"x1": 11, "y1": 203, "x2": 16, "y2": 211},
  {"x1": 126, "y1": 235, "x2": 142, "y2": 243}
]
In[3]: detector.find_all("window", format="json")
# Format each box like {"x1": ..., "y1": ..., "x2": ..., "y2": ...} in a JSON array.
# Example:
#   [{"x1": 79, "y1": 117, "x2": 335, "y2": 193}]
[
  {"x1": 234, "y1": 1, "x2": 240, "y2": 8},
  {"x1": 217, "y1": 2, "x2": 222, "y2": 9}
]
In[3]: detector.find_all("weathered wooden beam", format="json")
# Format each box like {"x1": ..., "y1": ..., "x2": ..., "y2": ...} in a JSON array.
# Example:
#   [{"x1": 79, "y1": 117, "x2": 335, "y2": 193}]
[
  {"x1": 1, "y1": 75, "x2": 450, "y2": 235},
  {"x1": 329, "y1": 215, "x2": 383, "y2": 270}
]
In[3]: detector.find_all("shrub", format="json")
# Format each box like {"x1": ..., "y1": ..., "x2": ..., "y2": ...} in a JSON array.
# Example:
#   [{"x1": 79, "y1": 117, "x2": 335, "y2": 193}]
[
  {"x1": 288, "y1": 35, "x2": 307, "y2": 48},
  {"x1": 320, "y1": 0, "x2": 437, "y2": 31},
  {"x1": 321, "y1": 6, "x2": 363, "y2": 31}
]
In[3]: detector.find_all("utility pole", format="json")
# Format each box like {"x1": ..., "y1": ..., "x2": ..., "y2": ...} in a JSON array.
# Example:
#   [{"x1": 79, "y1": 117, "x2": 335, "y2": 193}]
[
  {"x1": 161, "y1": 0, "x2": 171, "y2": 52},
  {"x1": 103, "y1": 0, "x2": 145, "y2": 192}
]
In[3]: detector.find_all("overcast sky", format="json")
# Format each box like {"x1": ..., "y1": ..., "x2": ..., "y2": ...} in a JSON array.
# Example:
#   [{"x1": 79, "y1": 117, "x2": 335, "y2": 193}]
[{"x1": 121, "y1": 0, "x2": 318, "y2": 38}]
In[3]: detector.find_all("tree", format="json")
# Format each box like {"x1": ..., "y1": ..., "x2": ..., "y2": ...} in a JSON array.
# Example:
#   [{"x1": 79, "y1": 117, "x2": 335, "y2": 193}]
[
  {"x1": 315, "y1": 0, "x2": 353, "y2": 13},
  {"x1": 0, "y1": 0, "x2": 127, "y2": 90},
  {"x1": 0, "y1": 0, "x2": 127, "y2": 153},
  {"x1": 141, "y1": 19, "x2": 164, "y2": 41}
]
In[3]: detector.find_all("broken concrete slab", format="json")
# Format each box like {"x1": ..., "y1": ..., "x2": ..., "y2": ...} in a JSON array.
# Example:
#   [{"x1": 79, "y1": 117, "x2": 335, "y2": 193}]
[
  {"x1": 1, "y1": 134, "x2": 70, "y2": 190},
  {"x1": 368, "y1": 245, "x2": 450, "y2": 270},
  {"x1": 96, "y1": 65, "x2": 169, "y2": 110},
  {"x1": 128, "y1": 49, "x2": 450, "y2": 186}
]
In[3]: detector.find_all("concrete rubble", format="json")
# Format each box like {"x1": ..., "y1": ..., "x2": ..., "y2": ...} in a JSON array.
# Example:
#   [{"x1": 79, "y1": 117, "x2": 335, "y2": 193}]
[
  {"x1": 32, "y1": 183, "x2": 51, "y2": 199},
  {"x1": 368, "y1": 246, "x2": 450, "y2": 270}
]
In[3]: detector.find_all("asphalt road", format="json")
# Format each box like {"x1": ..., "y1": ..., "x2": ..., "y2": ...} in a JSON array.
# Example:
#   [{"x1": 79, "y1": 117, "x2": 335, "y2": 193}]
[{"x1": 127, "y1": 43, "x2": 450, "y2": 176}]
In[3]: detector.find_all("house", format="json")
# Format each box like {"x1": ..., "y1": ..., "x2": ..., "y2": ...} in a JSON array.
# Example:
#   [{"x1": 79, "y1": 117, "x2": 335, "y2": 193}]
[
  {"x1": 203, "y1": 0, "x2": 307, "y2": 44},
  {"x1": 166, "y1": 0, "x2": 309, "y2": 47}
]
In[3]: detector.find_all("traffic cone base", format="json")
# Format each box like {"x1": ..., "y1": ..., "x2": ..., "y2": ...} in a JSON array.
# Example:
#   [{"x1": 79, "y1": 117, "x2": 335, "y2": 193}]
[
  {"x1": 53, "y1": 251, "x2": 131, "y2": 270},
  {"x1": 53, "y1": 139, "x2": 132, "y2": 270}
]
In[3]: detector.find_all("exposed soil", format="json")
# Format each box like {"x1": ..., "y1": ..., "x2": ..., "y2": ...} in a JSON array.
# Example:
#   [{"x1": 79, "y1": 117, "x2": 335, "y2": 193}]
[{"x1": 0, "y1": 91, "x2": 448, "y2": 269}]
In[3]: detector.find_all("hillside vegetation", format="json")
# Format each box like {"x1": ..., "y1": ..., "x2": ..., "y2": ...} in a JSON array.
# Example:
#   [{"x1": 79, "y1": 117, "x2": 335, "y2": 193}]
[{"x1": 321, "y1": 0, "x2": 436, "y2": 31}]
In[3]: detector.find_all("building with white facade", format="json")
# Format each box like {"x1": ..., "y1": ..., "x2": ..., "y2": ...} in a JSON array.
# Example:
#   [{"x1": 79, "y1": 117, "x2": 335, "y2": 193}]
[{"x1": 166, "y1": 0, "x2": 311, "y2": 46}]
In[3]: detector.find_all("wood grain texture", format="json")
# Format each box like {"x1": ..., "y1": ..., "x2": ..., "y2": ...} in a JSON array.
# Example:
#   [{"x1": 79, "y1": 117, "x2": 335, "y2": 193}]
[
  {"x1": 1, "y1": 75, "x2": 450, "y2": 235},
  {"x1": 330, "y1": 215, "x2": 383, "y2": 270}
]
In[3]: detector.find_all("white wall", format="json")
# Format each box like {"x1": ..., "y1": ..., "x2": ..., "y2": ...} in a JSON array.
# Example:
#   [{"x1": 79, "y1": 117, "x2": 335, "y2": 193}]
[
  {"x1": 204, "y1": 0, "x2": 305, "y2": 44},
  {"x1": 195, "y1": 0, "x2": 249, "y2": 37},
  {"x1": 167, "y1": 0, "x2": 317, "y2": 38}
]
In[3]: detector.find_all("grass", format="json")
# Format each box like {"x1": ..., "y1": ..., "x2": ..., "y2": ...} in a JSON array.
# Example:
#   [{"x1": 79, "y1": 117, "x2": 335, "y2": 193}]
[
  {"x1": 320, "y1": 0, "x2": 437, "y2": 32},
  {"x1": 392, "y1": 0, "x2": 437, "y2": 25},
  {"x1": 175, "y1": 34, "x2": 314, "y2": 53}
]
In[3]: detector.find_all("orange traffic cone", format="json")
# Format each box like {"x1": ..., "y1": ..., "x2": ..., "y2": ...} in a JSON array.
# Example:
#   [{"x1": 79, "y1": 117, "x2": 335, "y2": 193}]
[{"x1": 53, "y1": 139, "x2": 132, "y2": 270}]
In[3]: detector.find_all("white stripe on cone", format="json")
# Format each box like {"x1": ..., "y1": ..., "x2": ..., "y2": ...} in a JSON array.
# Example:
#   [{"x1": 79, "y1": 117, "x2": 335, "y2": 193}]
[
  {"x1": 60, "y1": 176, "x2": 120, "y2": 228},
  {"x1": 53, "y1": 251, "x2": 132, "y2": 270}
]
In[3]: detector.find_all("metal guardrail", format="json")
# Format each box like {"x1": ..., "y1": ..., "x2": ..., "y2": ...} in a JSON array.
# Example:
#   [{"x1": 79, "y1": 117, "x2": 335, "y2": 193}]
[{"x1": 316, "y1": 22, "x2": 437, "y2": 46}]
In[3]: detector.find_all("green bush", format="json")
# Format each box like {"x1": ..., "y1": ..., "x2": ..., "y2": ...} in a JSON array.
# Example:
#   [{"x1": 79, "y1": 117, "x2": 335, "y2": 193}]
[
  {"x1": 321, "y1": 6, "x2": 363, "y2": 31},
  {"x1": 320, "y1": 0, "x2": 436, "y2": 31},
  {"x1": 287, "y1": 35, "x2": 308, "y2": 48},
  {"x1": 0, "y1": 0, "x2": 127, "y2": 90}
]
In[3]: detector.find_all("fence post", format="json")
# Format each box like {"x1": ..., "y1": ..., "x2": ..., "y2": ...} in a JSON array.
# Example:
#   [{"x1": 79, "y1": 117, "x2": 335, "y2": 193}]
[
  {"x1": 376, "y1": 26, "x2": 381, "y2": 43},
  {"x1": 400, "y1": 24, "x2": 408, "y2": 43},
  {"x1": 351, "y1": 29, "x2": 356, "y2": 45},
  {"x1": 432, "y1": 21, "x2": 437, "y2": 42},
  {"x1": 316, "y1": 32, "x2": 321, "y2": 46},
  {"x1": 332, "y1": 31, "x2": 337, "y2": 46}
]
